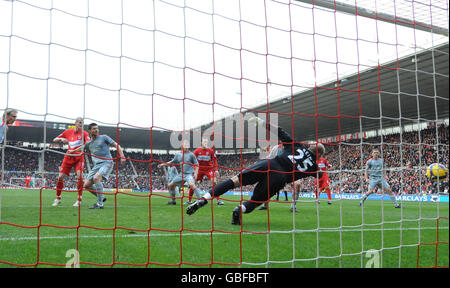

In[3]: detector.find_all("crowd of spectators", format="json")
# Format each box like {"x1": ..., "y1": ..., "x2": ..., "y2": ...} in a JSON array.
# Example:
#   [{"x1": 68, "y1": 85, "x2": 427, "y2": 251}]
[
  {"x1": 321, "y1": 123, "x2": 448, "y2": 195},
  {"x1": 1, "y1": 124, "x2": 448, "y2": 195}
]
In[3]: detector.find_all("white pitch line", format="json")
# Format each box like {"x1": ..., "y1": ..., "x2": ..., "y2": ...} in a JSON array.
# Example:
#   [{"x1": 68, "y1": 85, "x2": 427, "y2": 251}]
[{"x1": 0, "y1": 226, "x2": 447, "y2": 242}]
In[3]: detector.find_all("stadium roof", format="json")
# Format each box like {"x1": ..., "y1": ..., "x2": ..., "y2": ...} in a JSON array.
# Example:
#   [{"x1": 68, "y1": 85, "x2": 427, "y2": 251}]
[
  {"x1": 202, "y1": 42, "x2": 449, "y2": 144},
  {"x1": 254, "y1": 42, "x2": 449, "y2": 142},
  {"x1": 296, "y1": 0, "x2": 449, "y2": 37},
  {"x1": 5, "y1": 43, "x2": 449, "y2": 150},
  {"x1": 6, "y1": 121, "x2": 171, "y2": 151}
]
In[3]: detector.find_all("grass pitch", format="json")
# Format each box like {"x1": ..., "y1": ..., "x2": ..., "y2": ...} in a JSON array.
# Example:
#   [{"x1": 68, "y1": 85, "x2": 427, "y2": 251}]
[{"x1": 0, "y1": 189, "x2": 448, "y2": 268}]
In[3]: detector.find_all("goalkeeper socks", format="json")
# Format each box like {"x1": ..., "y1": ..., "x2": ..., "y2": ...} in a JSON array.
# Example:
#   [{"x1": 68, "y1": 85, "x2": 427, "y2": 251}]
[
  {"x1": 210, "y1": 179, "x2": 235, "y2": 198},
  {"x1": 56, "y1": 179, "x2": 64, "y2": 199},
  {"x1": 202, "y1": 192, "x2": 212, "y2": 201}
]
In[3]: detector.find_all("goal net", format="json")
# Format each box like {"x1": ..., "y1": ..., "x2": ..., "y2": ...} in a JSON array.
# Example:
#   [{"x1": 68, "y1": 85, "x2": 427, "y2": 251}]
[{"x1": 0, "y1": 0, "x2": 448, "y2": 268}]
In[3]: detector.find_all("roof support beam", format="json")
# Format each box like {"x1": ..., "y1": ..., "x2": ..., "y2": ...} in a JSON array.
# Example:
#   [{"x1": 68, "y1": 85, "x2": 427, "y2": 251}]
[{"x1": 295, "y1": 0, "x2": 449, "y2": 37}]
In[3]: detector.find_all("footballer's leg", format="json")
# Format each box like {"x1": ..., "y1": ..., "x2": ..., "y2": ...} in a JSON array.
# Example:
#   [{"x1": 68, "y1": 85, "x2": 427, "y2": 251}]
[
  {"x1": 187, "y1": 186, "x2": 194, "y2": 203},
  {"x1": 233, "y1": 200, "x2": 264, "y2": 225},
  {"x1": 168, "y1": 174, "x2": 185, "y2": 205},
  {"x1": 187, "y1": 160, "x2": 267, "y2": 216},
  {"x1": 210, "y1": 171, "x2": 225, "y2": 205},
  {"x1": 84, "y1": 164, "x2": 98, "y2": 198},
  {"x1": 89, "y1": 184, "x2": 104, "y2": 209},
  {"x1": 88, "y1": 172, "x2": 105, "y2": 209},
  {"x1": 383, "y1": 180, "x2": 400, "y2": 208},
  {"x1": 189, "y1": 177, "x2": 202, "y2": 201},
  {"x1": 258, "y1": 202, "x2": 268, "y2": 210},
  {"x1": 185, "y1": 180, "x2": 204, "y2": 213},
  {"x1": 73, "y1": 159, "x2": 85, "y2": 207},
  {"x1": 53, "y1": 157, "x2": 71, "y2": 206},
  {"x1": 187, "y1": 176, "x2": 238, "y2": 215},
  {"x1": 53, "y1": 173, "x2": 67, "y2": 206},
  {"x1": 187, "y1": 174, "x2": 200, "y2": 204},
  {"x1": 232, "y1": 171, "x2": 283, "y2": 225},
  {"x1": 94, "y1": 161, "x2": 113, "y2": 207},
  {"x1": 232, "y1": 180, "x2": 276, "y2": 225},
  {"x1": 321, "y1": 176, "x2": 332, "y2": 204},
  {"x1": 72, "y1": 173, "x2": 83, "y2": 207},
  {"x1": 360, "y1": 180, "x2": 377, "y2": 206},
  {"x1": 290, "y1": 190, "x2": 299, "y2": 212},
  {"x1": 83, "y1": 178, "x2": 96, "y2": 197},
  {"x1": 314, "y1": 178, "x2": 321, "y2": 204},
  {"x1": 167, "y1": 181, "x2": 178, "y2": 205},
  {"x1": 89, "y1": 174, "x2": 105, "y2": 209},
  {"x1": 325, "y1": 187, "x2": 332, "y2": 204}
]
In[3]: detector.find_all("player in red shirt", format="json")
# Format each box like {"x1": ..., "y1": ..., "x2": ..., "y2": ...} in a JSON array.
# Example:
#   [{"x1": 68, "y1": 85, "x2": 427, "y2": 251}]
[
  {"x1": 315, "y1": 156, "x2": 332, "y2": 205},
  {"x1": 51, "y1": 117, "x2": 91, "y2": 207},
  {"x1": 186, "y1": 138, "x2": 224, "y2": 205},
  {"x1": 24, "y1": 175, "x2": 31, "y2": 188}
]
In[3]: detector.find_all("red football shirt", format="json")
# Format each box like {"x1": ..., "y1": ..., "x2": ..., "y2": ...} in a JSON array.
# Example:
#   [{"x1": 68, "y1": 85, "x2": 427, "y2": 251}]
[
  {"x1": 25, "y1": 175, "x2": 31, "y2": 185},
  {"x1": 193, "y1": 147, "x2": 218, "y2": 171},
  {"x1": 57, "y1": 128, "x2": 90, "y2": 155},
  {"x1": 317, "y1": 157, "x2": 330, "y2": 174}
]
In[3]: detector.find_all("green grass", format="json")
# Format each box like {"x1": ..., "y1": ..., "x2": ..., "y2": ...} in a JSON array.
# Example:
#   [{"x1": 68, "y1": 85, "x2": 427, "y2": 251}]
[{"x1": 0, "y1": 189, "x2": 448, "y2": 268}]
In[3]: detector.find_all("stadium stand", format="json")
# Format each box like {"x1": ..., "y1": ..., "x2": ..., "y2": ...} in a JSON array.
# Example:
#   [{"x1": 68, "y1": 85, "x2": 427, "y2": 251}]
[{"x1": 1, "y1": 124, "x2": 448, "y2": 195}]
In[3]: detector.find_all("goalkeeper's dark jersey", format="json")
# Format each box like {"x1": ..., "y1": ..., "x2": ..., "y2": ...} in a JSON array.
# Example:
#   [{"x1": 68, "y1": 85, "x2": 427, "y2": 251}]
[{"x1": 272, "y1": 127, "x2": 319, "y2": 183}]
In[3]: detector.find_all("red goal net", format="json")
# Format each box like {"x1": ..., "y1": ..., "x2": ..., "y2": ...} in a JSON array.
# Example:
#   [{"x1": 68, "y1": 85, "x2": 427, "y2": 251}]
[{"x1": 0, "y1": 0, "x2": 448, "y2": 268}]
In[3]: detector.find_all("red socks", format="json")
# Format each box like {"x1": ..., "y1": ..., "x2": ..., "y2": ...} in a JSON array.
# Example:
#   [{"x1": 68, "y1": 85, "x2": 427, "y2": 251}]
[
  {"x1": 77, "y1": 178, "x2": 83, "y2": 202},
  {"x1": 188, "y1": 187, "x2": 194, "y2": 202},
  {"x1": 56, "y1": 179, "x2": 64, "y2": 199},
  {"x1": 55, "y1": 178, "x2": 83, "y2": 202}
]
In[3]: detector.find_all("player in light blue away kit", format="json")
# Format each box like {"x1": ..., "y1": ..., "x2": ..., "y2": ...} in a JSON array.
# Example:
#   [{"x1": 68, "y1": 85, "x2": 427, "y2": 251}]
[
  {"x1": 0, "y1": 109, "x2": 18, "y2": 144},
  {"x1": 360, "y1": 148, "x2": 400, "y2": 208},
  {"x1": 158, "y1": 140, "x2": 201, "y2": 205},
  {"x1": 163, "y1": 165, "x2": 180, "y2": 198},
  {"x1": 83, "y1": 123, "x2": 126, "y2": 209}
]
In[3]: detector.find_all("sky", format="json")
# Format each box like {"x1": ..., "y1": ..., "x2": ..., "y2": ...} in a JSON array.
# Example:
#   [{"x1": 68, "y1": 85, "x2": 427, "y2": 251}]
[{"x1": 0, "y1": 0, "x2": 448, "y2": 133}]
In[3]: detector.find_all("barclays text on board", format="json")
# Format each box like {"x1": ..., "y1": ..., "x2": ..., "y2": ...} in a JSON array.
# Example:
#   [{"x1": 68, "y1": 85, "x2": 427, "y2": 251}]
[
  {"x1": 135, "y1": 190, "x2": 449, "y2": 203},
  {"x1": 227, "y1": 191, "x2": 448, "y2": 203},
  {"x1": 304, "y1": 192, "x2": 448, "y2": 203}
]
